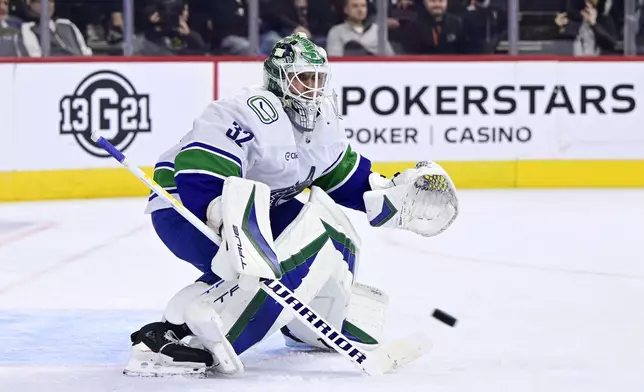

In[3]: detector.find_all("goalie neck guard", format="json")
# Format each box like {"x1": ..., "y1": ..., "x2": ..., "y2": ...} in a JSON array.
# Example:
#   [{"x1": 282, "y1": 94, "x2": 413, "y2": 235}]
[{"x1": 263, "y1": 33, "x2": 331, "y2": 132}]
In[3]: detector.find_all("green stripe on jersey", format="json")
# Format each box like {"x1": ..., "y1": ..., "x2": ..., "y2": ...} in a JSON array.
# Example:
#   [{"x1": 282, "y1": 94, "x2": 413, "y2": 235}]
[
  {"x1": 313, "y1": 145, "x2": 359, "y2": 192},
  {"x1": 175, "y1": 148, "x2": 241, "y2": 178},
  {"x1": 153, "y1": 167, "x2": 176, "y2": 189}
]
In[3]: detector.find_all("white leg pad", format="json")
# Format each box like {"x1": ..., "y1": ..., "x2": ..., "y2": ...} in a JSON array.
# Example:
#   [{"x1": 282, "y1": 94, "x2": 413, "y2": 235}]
[
  {"x1": 308, "y1": 186, "x2": 362, "y2": 278},
  {"x1": 163, "y1": 281, "x2": 211, "y2": 325},
  {"x1": 281, "y1": 188, "x2": 388, "y2": 351},
  {"x1": 151, "y1": 192, "x2": 365, "y2": 374},
  {"x1": 283, "y1": 281, "x2": 388, "y2": 351},
  {"x1": 282, "y1": 270, "x2": 351, "y2": 350},
  {"x1": 184, "y1": 295, "x2": 245, "y2": 375},
  {"x1": 344, "y1": 283, "x2": 389, "y2": 350}
]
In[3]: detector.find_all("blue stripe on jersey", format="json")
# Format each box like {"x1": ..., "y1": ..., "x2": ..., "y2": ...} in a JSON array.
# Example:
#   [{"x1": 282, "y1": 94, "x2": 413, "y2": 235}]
[
  {"x1": 321, "y1": 150, "x2": 344, "y2": 175},
  {"x1": 182, "y1": 142, "x2": 243, "y2": 168},
  {"x1": 327, "y1": 155, "x2": 372, "y2": 212},
  {"x1": 175, "y1": 172, "x2": 225, "y2": 222},
  {"x1": 154, "y1": 161, "x2": 175, "y2": 170}
]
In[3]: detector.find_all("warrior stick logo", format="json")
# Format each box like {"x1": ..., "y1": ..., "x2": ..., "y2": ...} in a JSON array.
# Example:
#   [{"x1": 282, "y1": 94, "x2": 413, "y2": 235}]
[
  {"x1": 59, "y1": 70, "x2": 152, "y2": 157},
  {"x1": 264, "y1": 280, "x2": 368, "y2": 364}
]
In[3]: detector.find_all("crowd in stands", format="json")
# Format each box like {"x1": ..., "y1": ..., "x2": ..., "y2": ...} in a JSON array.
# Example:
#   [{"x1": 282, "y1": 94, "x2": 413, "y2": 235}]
[{"x1": 0, "y1": 0, "x2": 639, "y2": 57}]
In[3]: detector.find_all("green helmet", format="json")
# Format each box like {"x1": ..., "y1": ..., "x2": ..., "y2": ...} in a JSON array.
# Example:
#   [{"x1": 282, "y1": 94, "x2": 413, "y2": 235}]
[{"x1": 263, "y1": 33, "x2": 331, "y2": 132}]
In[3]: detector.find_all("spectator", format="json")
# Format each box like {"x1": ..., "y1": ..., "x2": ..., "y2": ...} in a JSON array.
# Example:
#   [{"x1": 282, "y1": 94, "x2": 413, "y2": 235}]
[
  {"x1": 50, "y1": 1, "x2": 124, "y2": 44},
  {"x1": 105, "y1": 6, "x2": 124, "y2": 44},
  {"x1": 134, "y1": 0, "x2": 205, "y2": 55},
  {"x1": 0, "y1": 0, "x2": 6, "y2": 27},
  {"x1": 135, "y1": 0, "x2": 167, "y2": 50},
  {"x1": 168, "y1": 2, "x2": 206, "y2": 54},
  {"x1": 85, "y1": 1, "x2": 123, "y2": 44},
  {"x1": 260, "y1": 0, "x2": 334, "y2": 54},
  {"x1": 329, "y1": 0, "x2": 377, "y2": 24},
  {"x1": 387, "y1": 0, "x2": 419, "y2": 28},
  {"x1": 326, "y1": 0, "x2": 395, "y2": 56},
  {"x1": 608, "y1": 0, "x2": 623, "y2": 34},
  {"x1": 20, "y1": 0, "x2": 93, "y2": 56},
  {"x1": 460, "y1": 0, "x2": 506, "y2": 53},
  {"x1": 555, "y1": 0, "x2": 617, "y2": 55},
  {"x1": 1, "y1": 0, "x2": 22, "y2": 29},
  {"x1": 0, "y1": 0, "x2": 27, "y2": 56},
  {"x1": 210, "y1": 0, "x2": 254, "y2": 55},
  {"x1": 387, "y1": 0, "x2": 420, "y2": 52},
  {"x1": 400, "y1": 0, "x2": 469, "y2": 54}
]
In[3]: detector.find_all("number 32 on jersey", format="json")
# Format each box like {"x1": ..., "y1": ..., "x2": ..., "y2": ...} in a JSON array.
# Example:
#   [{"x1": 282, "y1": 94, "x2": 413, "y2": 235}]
[{"x1": 226, "y1": 121, "x2": 254, "y2": 147}]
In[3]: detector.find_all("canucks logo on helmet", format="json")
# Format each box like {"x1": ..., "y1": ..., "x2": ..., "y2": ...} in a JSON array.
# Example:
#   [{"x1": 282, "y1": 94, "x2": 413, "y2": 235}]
[{"x1": 263, "y1": 33, "x2": 331, "y2": 132}]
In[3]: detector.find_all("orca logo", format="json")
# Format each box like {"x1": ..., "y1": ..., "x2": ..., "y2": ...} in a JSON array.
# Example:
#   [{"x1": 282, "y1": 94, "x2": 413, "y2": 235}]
[
  {"x1": 270, "y1": 166, "x2": 316, "y2": 207},
  {"x1": 59, "y1": 70, "x2": 151, "y2": 157}
]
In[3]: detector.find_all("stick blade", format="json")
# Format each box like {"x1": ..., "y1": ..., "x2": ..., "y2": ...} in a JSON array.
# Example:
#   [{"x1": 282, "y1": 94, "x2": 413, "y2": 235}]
[{"x1": 370, "y1": 332, "x2": 432, "y2": 374}]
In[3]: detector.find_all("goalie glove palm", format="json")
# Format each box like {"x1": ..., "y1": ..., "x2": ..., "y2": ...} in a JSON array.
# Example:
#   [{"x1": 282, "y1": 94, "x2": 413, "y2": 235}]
[{"x1": 363, "y1": 161, "x2": 459, "y2": 237}]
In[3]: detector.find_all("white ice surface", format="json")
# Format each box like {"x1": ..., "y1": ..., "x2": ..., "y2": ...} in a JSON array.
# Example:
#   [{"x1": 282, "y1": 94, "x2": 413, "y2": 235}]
[{"x1": 0, "y1": 190, "x2": 643, "y2": 391}]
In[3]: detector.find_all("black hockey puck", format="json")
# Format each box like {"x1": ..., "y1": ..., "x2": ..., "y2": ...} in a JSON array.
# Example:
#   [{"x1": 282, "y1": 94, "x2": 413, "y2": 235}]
[{"x1": 432, "y1": 308, "x2": 457, "y2": 327}]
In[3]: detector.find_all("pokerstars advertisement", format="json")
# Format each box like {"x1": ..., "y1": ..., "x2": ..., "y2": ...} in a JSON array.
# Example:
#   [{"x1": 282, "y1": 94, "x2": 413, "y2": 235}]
[
  {"x1": 217, "y1": 60, "x2": 644, "y2": 161},
  {"x1": 2, "y1": 59, "x2": 643, "y2": 173}
]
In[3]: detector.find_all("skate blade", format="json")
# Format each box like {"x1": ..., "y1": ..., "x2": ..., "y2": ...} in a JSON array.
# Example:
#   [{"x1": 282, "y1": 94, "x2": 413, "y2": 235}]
[
  {"x1": 123, "y1": 355, "x2": 210, "y2": 378},
  {"x1": 123, "y1": 367, "x2": 209, "y2": 378}
]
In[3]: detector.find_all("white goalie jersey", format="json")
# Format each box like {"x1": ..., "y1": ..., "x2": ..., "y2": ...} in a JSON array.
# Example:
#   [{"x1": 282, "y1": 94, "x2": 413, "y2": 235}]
[{"x1": 145, "y1": 86, "x2": 373, "y2": 221}]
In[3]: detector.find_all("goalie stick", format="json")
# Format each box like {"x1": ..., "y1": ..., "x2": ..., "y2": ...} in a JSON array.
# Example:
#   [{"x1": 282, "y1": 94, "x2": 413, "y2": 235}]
[{"x1": 91, "y1": 133, "x2": 431, "y2": 376}]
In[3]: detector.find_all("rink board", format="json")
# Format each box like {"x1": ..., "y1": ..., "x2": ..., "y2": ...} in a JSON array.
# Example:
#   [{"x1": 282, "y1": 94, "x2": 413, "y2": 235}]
[
  {"x1": 1, "y1": 160, "x2": 643, "y2": 201},
  {"x1": 1, "y1": 57, "x2": 643, "y2": 201}
]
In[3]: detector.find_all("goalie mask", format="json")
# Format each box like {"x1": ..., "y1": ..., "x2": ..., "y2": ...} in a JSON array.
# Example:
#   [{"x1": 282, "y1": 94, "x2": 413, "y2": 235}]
[{"x1": 263, "y1": 33, "x2": 331, "y2": 132}]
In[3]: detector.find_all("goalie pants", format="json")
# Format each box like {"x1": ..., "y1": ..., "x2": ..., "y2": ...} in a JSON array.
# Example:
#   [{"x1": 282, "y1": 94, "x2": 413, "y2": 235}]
[{"x1": 151, "y1": 198, "x2": 358, "y2": 354}]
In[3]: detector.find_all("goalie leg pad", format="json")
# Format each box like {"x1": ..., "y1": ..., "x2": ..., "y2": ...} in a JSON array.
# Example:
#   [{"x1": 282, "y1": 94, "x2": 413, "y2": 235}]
[
  {"x1": 133, "y1": 193, "x2": 359, "y2": 376},
  {"x1": 202, "y1": 201, "x2": 347, "y2": 356},
  {"x1": 280, "y1": 191, "x2": 387, "y2": 352},
  {"x1": 124, "y1": 280, "x2": 248, "y2": 378},
  {"x1": 179, "y1": 216, "x2": 344, "y2": 361},
  {"x1": 308, "y1": 186, "x2": 361, "y2": 277},
  {"x1": 282, "y1": 282, "x2": 388, "y2": 351},
  {"x1": 281, "y1": 267, "x2": 352, "y2": 350},
  {"x1": 211, "y1": 177, "x2": 281, "y2": 282},
  {"x1": 343, "y1": 283, "x2": 389, "y2": 350},
  {"x1": 184, "y1": 290, "x2": 246, "y2": 375},
  {"x1": 163, "y1": 281, "x2": 211, "y2": 325}
]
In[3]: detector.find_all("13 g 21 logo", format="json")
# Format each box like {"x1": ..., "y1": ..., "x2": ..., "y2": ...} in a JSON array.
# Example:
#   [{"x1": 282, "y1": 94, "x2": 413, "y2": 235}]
[{"x1": 59, "y1": 70, "x2": 151, "y2": 157}]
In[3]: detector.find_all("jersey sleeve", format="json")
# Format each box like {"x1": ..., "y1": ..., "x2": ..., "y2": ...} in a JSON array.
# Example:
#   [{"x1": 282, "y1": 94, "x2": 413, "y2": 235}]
[
  {"x1": 312, "y1": 144, "x2": 372, "y2": 212},
  {"x1": 173, "y1": 108, "x2": 249, "y2": 222}
]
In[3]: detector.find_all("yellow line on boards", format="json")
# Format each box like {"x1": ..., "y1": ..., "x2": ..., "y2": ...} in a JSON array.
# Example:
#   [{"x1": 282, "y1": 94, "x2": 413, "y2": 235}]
[{"x1": 1, "y1": 160, "x2": 643, "y2": 202}]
